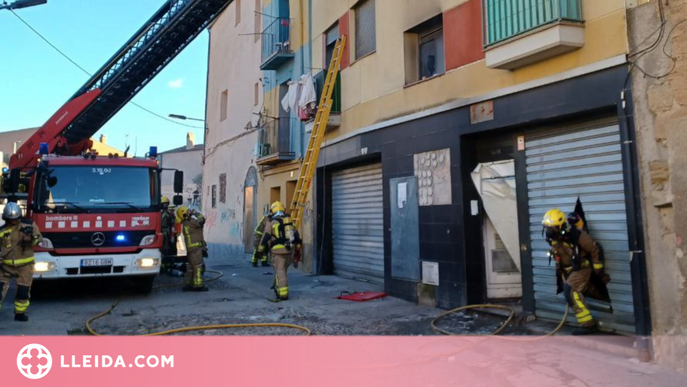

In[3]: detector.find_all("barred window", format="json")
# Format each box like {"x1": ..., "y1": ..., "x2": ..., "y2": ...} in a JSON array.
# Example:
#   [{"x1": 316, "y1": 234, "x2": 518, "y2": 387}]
[
  {"x1": 211, "y1": 185, "x2": 217, "y2": 208},
  {"x1": 354, "y1": 0, "x2": 376, "y2": 59},
  {"x1": 219, "y1": 173, "x2": 227, "y2": 203}
]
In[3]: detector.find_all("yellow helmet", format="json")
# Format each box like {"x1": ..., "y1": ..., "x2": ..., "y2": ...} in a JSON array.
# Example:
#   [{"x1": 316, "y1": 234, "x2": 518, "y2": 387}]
[
  {"x1": 176, "y1": 205, "x2": 189, "y2": 222},
  {"x1": 161, "y1": 196, "x2": 170, "y2": 204},
  {"x1": 542, "y1": 209, "x2": 567, "y2": 228},
  {"x1": 270, "y1": 201, "x2": 285, "y2": 215}
]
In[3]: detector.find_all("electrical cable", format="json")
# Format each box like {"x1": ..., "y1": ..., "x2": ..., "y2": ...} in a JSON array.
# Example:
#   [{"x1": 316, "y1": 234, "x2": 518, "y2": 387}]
[
  {"x1": 9, "y1": 9, "x2": 204, "y2": 130},
  {"x1": 86, "y1": 270, "x2": 312, "y2": 336}
]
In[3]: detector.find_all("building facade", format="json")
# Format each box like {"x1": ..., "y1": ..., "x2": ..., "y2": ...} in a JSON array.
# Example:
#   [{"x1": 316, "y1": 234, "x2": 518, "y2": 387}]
[
  {"x1": 627, "y1": 0, "x2": 687, "y2": 372},
  {"x1": 203, "y1": 0, "x2": 265, "y2": 259},
  {"x1": 309, "y1": 0, "x2": 653, "y2": 356}
]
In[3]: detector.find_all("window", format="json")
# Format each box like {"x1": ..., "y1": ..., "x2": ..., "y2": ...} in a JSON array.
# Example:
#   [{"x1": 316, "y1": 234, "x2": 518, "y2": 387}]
[
  {"x1": 419, "y1": 29, "x2": 445, "y2": 80},
  {"x1": 254, "y1": 82, "x2": 259, "y2": 106},
  {"x1": 220, "y1": 90, "x2": 228, "y2": 121},
  {"x1": 404, "y1": 15, "x2": 444, "y2": 85},
  {"x1": 235, "y1": 0, "x2": 241, "y2": 26},
  {"x1": 254, "y1": 0, "x2": 261, "y2": 42},
  {"x1": 354, "y1": 0, "x2": 376, "y2": 59},
  {"x1": 211, "y1": 185, "x2": 217, "y2": 208},
  {"x1": 325, "y1": 22, "x2": 340, "y2": 69},
  {"x1": 35, "y1": 166, "x2": 159, "y2": 213},
  {"x1": 219, "y1": 173, "x2": 227, "y2": 204}
]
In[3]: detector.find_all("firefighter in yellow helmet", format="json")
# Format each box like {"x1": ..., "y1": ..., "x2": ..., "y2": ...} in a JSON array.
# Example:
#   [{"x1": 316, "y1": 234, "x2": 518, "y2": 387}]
[
  {"x1": 543, "y1": 208, "x2": 610, "y2": 335},
  {"x1": 258, "y1": 201, "x2": 301, "y2": 301},
  {"x1": 177, "y1": 205, "x2": 208, "y2": 292},
  {"x1": 0, "y1": 202, "x2": 42, "y2": 321}
]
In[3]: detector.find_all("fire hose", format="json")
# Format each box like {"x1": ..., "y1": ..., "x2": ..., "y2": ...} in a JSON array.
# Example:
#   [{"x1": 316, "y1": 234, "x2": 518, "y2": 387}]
[{"x1": 86, "y1": 270, "x2": 311, "y2": 336}]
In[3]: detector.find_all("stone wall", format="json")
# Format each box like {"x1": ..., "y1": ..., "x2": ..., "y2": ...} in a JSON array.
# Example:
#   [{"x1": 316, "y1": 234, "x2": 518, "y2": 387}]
[{"x1": 629, "y1": 0, "x2": 687, "y2": 373}]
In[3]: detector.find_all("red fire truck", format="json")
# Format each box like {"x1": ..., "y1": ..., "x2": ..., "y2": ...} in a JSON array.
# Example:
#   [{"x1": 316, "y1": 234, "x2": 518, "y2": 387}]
[{"x1": 1, "y1": 0, "x2": 232, "y2": 292}]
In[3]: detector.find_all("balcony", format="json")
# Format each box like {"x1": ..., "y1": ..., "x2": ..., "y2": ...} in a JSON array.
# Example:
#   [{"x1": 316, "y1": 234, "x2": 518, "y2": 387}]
[
  {"x1": 256, "y1": 117, "x2": 296, "y2": 166},
  {"x1": 261, "y1": 17, "x2": 294, "y2": 70},
  {"x1": 305, "y1": 71, "x2": 342, "y2": 133},
  {"x1": 483, "y1": 0, "x2": 585, "y2": 70}
]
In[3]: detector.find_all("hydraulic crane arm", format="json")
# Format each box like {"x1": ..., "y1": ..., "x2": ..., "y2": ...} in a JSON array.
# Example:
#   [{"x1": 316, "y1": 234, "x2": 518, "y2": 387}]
[{"x1": 10, "y1": 0, "x2": 233, "y2": 170}]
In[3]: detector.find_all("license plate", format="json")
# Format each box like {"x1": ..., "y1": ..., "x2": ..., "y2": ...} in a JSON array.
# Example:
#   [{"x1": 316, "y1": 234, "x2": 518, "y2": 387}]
[{"x1": 81, "y1": 258, "x2": 113, "y2": 267}]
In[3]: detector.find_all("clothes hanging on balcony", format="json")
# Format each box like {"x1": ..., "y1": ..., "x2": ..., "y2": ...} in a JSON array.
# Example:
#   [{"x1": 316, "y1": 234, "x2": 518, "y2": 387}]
[
  {"x1": 298, "y1": 73, "x2": 317, "y2": 109},
  {"x1": 281, "y1": 81, "x2": 301, "y2": 113}
]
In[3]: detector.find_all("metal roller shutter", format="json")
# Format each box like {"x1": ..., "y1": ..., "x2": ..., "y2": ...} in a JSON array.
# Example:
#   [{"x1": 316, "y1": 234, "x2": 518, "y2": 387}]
[
  {"x1": 332, "y1": 163, "x2": 384, "y2": 284},
  {"x1": 525, "y1": 120, "x2": 636, "y2": 334},
  {"x1": 354, "y1": 0, "x2": 376, "y2": 59}
]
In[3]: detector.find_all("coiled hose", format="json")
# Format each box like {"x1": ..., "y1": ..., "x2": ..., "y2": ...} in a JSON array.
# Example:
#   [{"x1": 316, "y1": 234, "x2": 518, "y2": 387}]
[{"x1": 86, "y1": 270, "x2": 311, "y2": 336}]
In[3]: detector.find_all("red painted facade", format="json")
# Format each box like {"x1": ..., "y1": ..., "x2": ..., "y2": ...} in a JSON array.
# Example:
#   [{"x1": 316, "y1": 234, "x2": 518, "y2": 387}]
[
  {"x1": 443, "y1": 0, "x2": 485, "y2": 71},
  {"x1": 339, "y1": 12, "x2": 351, "y2": 70}
]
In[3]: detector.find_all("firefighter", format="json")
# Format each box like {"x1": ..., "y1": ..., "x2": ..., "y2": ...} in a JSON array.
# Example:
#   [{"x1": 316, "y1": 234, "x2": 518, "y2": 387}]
[
  {"x1": 0, "y1": 202, "x2": 42, "y2": 322},
  {"x1": 543, "y1": 208, "x2": 610, "y2": 335},
  {"x1": 258, "y1": 201, "x2": 301, "y2": 301},
  {"x1": 177, "y1": 205, "x2": 208, "y2": 292},
  {"x1": 251, "y1": 212, "x2": 270, "y2": 267},
  {"x1": 160, "y1": 196, "x2": 176, "y2": 269}
]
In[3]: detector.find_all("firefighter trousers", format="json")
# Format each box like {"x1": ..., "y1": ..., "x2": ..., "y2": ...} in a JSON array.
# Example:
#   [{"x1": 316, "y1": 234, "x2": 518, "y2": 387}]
[
  {"x1": 185, "y1": 248, "x2": 204, "y2": 288},
  {"x1": 564, "y1": 268, "x2": 604, "y2": 327},
  {"x1": 0, "y1": 263, "x2": 33, "y2": 315},
  {"x1": 271, "y1": 252, "x2": 291, "y2": 300}
]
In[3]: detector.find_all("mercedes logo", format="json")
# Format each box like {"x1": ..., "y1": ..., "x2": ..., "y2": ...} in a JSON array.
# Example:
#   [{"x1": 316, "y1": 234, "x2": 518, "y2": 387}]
[{"x1": 91, "y1": 232, "x2": 106, "y2": 247}]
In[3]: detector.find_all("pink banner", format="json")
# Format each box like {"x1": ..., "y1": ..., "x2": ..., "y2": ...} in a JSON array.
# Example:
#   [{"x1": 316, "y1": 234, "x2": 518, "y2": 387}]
[{"x1": 2, "y1": 336, "x2": 683, "y2": 386}]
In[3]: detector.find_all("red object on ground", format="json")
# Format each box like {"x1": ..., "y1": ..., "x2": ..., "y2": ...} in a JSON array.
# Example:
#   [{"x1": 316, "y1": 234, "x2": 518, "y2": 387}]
[{"x1": 336, "y1": 292, "x2": 388, "y2": 302}]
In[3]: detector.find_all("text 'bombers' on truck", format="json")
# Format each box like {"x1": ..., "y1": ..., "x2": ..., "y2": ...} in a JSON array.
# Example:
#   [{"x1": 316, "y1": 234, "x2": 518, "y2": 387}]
[{"x1": 0, "y1": 0, "x2": 234, "y2": 293}]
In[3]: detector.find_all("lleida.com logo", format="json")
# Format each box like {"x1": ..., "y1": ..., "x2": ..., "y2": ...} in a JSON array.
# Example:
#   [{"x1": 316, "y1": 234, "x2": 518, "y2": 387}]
[
  {"x1": 17, "y1": 344, "x2": 53, "y2": 380},
  {"x1": 17, "y1": 343, "x2": 174, "y2": 379}
]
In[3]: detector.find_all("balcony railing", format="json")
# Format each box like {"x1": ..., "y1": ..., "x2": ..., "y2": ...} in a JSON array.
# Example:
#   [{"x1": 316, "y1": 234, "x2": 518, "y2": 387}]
[
  {"x1": 483, "y1": 0, "x2": 583, "y2": 46},
  {"x1": 314, "y1": 70, "x2": 342, "y2": 114},
  {"x1": 256, "y1": 117, "x2": 296, "y2": 165},
  {"x1": 261, "y1": 17, "x2": 294, "y2": 70}
]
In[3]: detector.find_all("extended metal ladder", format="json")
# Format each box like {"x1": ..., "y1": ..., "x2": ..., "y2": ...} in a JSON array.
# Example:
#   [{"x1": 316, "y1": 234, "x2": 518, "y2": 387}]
[{"x1": 289, "y1": 35, "x2": 347, "y2": 229}]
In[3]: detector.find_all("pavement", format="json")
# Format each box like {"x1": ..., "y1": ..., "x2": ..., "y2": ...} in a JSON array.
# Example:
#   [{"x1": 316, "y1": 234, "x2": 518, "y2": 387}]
[{"x1": 0, "y1": 257, "x2": 685, "y2": 385}]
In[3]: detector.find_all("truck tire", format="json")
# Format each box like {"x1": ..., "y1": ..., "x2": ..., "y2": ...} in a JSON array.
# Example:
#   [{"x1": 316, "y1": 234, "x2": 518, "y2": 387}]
[{"x1": 134, "y1": 275, "x2": 156, "y2": 294}]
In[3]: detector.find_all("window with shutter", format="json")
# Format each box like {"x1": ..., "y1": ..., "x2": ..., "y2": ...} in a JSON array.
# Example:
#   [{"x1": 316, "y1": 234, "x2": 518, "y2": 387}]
[{"x1": 355, "y1": 0, "x2": 376, "y2": 59}]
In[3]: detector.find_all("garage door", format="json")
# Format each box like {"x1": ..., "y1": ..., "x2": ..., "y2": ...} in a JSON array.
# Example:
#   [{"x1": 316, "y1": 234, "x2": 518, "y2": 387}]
[
  {"x1": 332, "y1": 163, "x2": 384, "y2": 284},
  {"x1": 526, "y1": 119, "x2": 636, "y2": 334}
]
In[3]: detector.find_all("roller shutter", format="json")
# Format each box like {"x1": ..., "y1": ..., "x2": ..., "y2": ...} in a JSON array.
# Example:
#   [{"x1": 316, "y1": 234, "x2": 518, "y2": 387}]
[
  {"x1": 526, "y1": 119, "x2": 636, "y2": 334},
  {"x1": 331, "y1": 163, "x2": 384, "y2": 284}
]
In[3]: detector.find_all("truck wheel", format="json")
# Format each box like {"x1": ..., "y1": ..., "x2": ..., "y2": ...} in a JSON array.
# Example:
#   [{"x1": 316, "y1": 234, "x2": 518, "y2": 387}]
[{"x1": 134, "y1": 275, "x2": 156, "y2": 294}]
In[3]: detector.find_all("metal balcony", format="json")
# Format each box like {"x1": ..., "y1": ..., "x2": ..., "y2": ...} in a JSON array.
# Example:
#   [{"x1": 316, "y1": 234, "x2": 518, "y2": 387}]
[
  {"x1": 260, "y1": 17, "x2": 294, "y2": 70},
  {"x1": 483, "y1": 0, "x2": 583, "y2": 46},
  {"x1": 256, "y1": 117, "x2": 296, "y2": 165}
]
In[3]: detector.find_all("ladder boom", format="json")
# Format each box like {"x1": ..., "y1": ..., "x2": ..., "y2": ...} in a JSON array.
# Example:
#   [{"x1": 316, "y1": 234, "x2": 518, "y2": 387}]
[{"x1": 10, "y1": 0, "x2": 233, "y2": 170}]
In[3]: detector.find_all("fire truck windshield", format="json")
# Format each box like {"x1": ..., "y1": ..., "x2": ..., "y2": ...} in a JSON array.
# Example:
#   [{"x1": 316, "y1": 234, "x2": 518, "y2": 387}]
[{"x1": 35, "y1": 166, "x2": 160, "y2": 213}]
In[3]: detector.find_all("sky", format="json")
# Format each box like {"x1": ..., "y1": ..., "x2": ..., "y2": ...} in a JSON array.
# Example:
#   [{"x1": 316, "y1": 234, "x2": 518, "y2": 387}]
[{"x1": 0, "y1": 0, "x2": 209, "y2": 153}]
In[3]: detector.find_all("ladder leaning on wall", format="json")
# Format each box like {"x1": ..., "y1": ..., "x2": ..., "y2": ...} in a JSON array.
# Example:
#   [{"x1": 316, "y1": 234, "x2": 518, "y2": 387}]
[{"x1": 289, "y1": 35, "x2": 347, "y2": 230}]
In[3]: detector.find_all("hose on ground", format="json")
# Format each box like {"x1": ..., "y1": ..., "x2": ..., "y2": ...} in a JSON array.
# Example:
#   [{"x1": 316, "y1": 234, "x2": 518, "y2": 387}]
[
  {"x1": 432, "y1": 274, "x2": 571, "y2": 338},
  {"x1": 86, "y1": 270, "x2": 312, "y2": 336}
]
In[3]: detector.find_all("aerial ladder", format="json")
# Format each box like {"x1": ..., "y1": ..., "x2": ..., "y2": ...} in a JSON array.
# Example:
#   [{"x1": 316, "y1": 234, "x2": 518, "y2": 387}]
[
  {"x1": 289, "y1": 36, "x2": 347, "y2": 230},
  {"x1": 10, "y1": 0, "x2": 233, "y2": 170}
]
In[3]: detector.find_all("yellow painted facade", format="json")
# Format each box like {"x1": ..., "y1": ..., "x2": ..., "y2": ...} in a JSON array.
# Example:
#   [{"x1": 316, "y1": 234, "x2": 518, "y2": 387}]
[{"x1": 309, "y1": 0, "x2": 634, "y2": 140}]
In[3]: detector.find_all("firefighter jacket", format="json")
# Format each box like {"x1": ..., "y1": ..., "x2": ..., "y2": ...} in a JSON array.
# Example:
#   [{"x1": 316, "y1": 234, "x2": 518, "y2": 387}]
[
  {"x1": 550, "y1": 229, "x2": 603, "y2": 273},
  {"x1": 254, "y1": 215, "x2": 269, "y2": 239},
  {"x1": 0, "y1": 220, "x2": 42, "y2": 267},
  {"x1": 182, "y1": 214, "x2": 206, "y2": 252},
  {"x1": 161, "y1": 209, "x2": 175, "y2": 236},
  {"x1": 259, "y1": 215, "x2": 301, "y2": 255}
]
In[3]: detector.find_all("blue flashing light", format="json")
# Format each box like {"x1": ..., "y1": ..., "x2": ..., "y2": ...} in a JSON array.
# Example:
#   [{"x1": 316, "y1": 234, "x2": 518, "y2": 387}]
[
  {"x1": 2, "y1": 167, "x2": 8, "y2": 174},
  {"x1": 39, "y1": 142, "x2": 49, "y2": 155},
  {"x1": 115, "y1": 234, "x2": 126, "y2": 242},
  {"x1": 149, "y1": 146, "x2": 158, "y2": 158}
]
